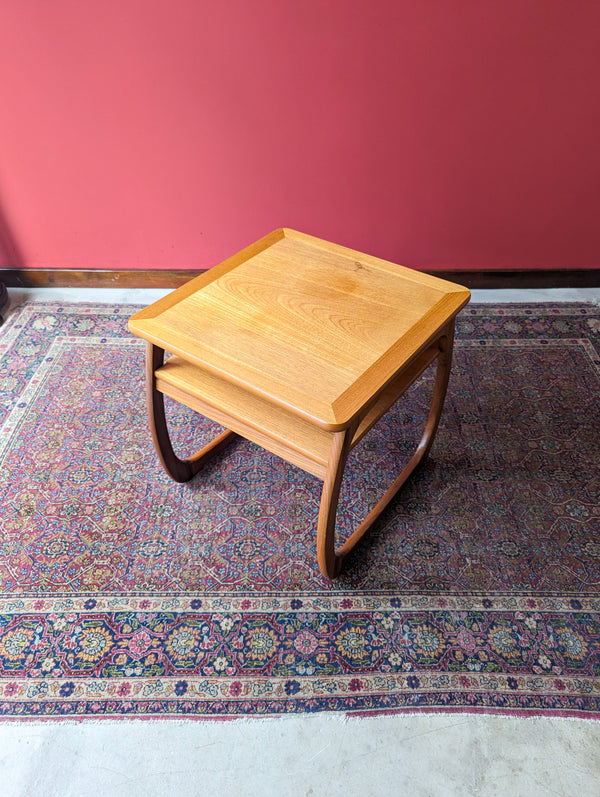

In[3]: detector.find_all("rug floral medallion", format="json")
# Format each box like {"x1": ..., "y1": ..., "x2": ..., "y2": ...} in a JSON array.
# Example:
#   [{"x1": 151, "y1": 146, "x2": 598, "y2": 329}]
[{"x1": 0, "y1": 301, "x2": 599, "y2": 720}]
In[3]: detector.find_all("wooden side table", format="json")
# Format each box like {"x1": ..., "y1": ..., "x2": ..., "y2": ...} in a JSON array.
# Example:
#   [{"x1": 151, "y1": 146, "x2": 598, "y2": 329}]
[{"x1": 129, "y1": 229, "x2": 470, "y2": 578}]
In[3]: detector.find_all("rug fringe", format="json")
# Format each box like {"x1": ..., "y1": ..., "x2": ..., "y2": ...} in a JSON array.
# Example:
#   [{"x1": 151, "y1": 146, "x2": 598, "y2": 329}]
[{"x1": 0, "y1": 710, "x2": 597, "y2": 726}]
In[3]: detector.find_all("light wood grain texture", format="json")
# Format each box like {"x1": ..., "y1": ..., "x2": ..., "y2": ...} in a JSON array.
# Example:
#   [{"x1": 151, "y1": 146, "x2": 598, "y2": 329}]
[
  {"x1": 129, "y1": 228, "x2": 469, "y2": 429},
  {"x1": 129, "y1": 229, "x2": 470, "y2": 578}
]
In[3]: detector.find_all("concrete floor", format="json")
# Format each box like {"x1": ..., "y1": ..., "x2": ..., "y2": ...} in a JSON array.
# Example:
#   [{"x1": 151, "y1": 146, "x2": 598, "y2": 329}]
[
  {"x1": 2, "y1": 713, "x2": 600, "y2": 797},
  {"x1": 2, "y1": 286, "x2": 600, "y2": 797}
]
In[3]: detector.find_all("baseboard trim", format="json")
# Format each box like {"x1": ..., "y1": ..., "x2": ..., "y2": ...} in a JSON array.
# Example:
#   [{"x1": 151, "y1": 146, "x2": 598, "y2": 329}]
[
  {"x1": 1, "y1": 267, "x2": 599, "y2": 290},
  {"x1": 0, "y1": 269, "x2": 204, "y2": 289},
  {"x1": 429, "y1": 269, "x2": 600, "y2": 289}
]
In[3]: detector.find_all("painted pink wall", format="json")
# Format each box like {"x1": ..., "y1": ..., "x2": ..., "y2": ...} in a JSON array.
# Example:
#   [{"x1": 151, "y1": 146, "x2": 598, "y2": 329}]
[{"x1": 1, "y1": 1, "x2": 599, "y2": 271}]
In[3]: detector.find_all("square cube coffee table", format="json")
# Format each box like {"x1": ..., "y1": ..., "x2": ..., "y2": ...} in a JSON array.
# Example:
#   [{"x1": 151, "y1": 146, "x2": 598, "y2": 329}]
[{"x1": 129, "y1": 229, "x2": 470, "y2": 578}]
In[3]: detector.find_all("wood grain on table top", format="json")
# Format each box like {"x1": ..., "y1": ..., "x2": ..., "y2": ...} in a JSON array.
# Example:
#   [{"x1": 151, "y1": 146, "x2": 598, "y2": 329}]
[{"x1": 129, "y1": 229, "x2": 470, "y2": 428}]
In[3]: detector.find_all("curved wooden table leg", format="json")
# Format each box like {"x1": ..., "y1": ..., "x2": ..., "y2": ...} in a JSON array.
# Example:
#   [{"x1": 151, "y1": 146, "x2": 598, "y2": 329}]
[
  {"x1": 316, "y1": 327, "x2": 456, "y2": 579},
  {"x1": 146, "y1": 343, "x2": 237, "y2": 483},
  {"x1": 316, "y1": 426, "x2": 357, "y2": 580}
]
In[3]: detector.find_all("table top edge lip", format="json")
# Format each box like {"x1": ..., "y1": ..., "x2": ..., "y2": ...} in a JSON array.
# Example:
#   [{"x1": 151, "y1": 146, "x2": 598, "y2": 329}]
[
  {"x1": 330, "y1": 292, "x2": 469, "y2": 423},
  {"x1": 279, "y1": 228, "x2": 471, "y2": 294},
  {"x1": 128, "y1": 228, "x2": 288, "y2": 323}
]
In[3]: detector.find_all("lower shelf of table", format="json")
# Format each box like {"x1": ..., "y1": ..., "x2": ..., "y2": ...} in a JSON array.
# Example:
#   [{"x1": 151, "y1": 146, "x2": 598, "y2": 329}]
[
  {"x1": 156, "y1": 358, "x2": 331, "y2": 478},
  {"x1": 154, "y1": 343, "x2": 440, "y2": 480}
]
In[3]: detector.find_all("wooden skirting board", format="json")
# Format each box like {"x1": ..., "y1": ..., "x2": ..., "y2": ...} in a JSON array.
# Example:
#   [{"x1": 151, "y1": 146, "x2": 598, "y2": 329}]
[
  {"x1": 0, "y1": 269, "x2": 201, "y2": 289},
  {"x1": 1, "y1": 267, "x2": 599, "y2": 290}
]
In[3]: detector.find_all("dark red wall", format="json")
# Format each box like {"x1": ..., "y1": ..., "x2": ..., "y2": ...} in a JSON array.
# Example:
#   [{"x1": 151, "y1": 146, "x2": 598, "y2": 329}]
[{"x1": 1, "y1": 1, "x2": 599, "y2": 271}]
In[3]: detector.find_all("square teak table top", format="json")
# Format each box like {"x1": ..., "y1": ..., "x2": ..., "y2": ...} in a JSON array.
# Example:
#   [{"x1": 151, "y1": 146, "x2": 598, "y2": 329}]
[{"x1": 129, "y1": 228, "x2": 470, "y2": 578}]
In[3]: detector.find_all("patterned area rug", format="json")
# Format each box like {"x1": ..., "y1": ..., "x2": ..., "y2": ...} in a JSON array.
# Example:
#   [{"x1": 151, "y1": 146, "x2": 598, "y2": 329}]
[{"x1": 0, "y1": 301, "x2": 599, "y2": 720}]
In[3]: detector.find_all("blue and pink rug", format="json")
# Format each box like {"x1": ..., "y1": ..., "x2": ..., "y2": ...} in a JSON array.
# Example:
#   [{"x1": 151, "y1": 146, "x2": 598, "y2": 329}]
[{"x1": 0, "y1": 300, "x2": 599, "y2": 719}]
